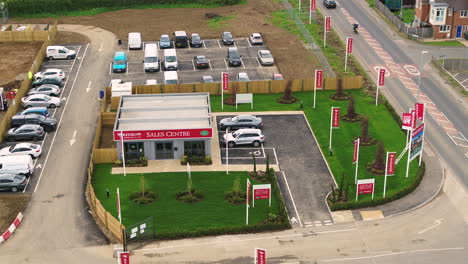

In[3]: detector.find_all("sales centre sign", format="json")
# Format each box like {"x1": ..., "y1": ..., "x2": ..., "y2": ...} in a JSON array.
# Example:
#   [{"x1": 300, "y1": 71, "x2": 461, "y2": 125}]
[{"x1": 114, "y1": 128, "x2": 213, "y2": 141}]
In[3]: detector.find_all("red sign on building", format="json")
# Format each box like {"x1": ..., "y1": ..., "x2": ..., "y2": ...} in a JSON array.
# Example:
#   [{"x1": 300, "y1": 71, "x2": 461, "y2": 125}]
[
  {"x1": 347, "y1": 37, "x2": 353, "y2": 53},
  {"x1": 378, "y1": 68, "x2": 386, "y2": 86},
  {"x1": 114, "y1": 128, "x2": 213, "y2": 141},
  {"x1": 254, "y1": 188, "x2": 270, "y2": 200},
  {"x1": 222, "y1": 72, "x2": 229, "y2": 91},
  {"x1": 119, "y1": 252, "x2": 130, "y2": 264},
  {"x1": 415, "y1": 103, "x2": 424, "y2": 121},
  {"x1": 353, "y1": 138, "x2": 359, "y2": 163},
  {"x1": 386, "y1": 152, "x2": 396, "y2": 175},
  {"x1": 315, "y1": 70, "x2": 323, "y2": 89},
  {"x1": 332, "y1": 107, "x2": 340, "y2": 128},
  {"x1": 311, "y1": 0, "x2": 316, "y2": 11},
  {"x1": 358, "y1": 183, "x2": 374, "y2": 194},
  {"x1": 325, "y1": 16, "x2": 331, "y2": 32},
  {"x1": 256, "y1": 248, "x2": 266, "y2": 264}
]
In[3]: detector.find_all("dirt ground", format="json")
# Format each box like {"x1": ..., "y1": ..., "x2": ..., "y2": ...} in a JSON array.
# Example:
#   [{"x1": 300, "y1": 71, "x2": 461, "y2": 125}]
[
  {"x1": 12, "y1": 0, "x2": 320, "y2": 79},
  {"x1": 0, "y1": 194, "x2": 31, "y2": 234},
  {"x1": 53, "y1": 31, "x2": 90, "y2": 45}
]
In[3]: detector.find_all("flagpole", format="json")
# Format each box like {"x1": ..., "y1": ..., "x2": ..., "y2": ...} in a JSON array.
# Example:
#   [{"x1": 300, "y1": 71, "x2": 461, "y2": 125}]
[
  {"x1": 329, "y1": 107, "x2": 333, "y2": 150},
  {"x1": 406, "y1": 129, "x2": 413, "y2": 178},
  {"x1": 354, "y1": 138, "x2": 359, "y2": 184},
  {"x1": 344, "y1": 45, "x2": 349, "y2": 72},
  {"x1": 120, "y1": 131, "x2": 126, "y2": 176},
  {"x1": 383, "y1": 152, "x2": 389, "y2": 197},
  {"x1": 226, "y1": 128, "x2": 229, "y2": 175},
  {"x1": 221, "y1": 72, "x2": 224, "y2": 110},
  {"x1": 246, "y1": 179, "x2": 250, "y2": 225},
  {"x1": 117, "y1": 187, "x2": 122, "y2": 224}
]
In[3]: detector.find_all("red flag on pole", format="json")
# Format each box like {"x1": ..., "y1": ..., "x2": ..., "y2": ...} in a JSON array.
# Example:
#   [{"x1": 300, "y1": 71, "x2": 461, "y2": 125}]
[
  {"x1": 415, "y1": 103, "x2": 424, "y2": 121},
  {"x1": 315, "y1": 70, "x2": 323, "y2": 89},
  {"x1": 325, "y1": 16, "x2": 331, "y2": 32},
  {"x1": 402, "y1": 113, "x2": 412, "y2": 130},
  {"x1": 255, "y1": 248, "x2": 266, "y2": 264},
  {"x1": 119, "y1": 252, "x2": 130, "y2": 264},
  {"x1": 347, "y1": 37, "x2": 353, "y2": 53},
  {"x1": 353, "y1": 138, "x2": 359, "y2": 163},
  {"x1": 311, "y1": 0, "x2": 316, "y2": 11},
  {"x1": 411, "y1": 110, "x2": 417, "y2": 129},
  {"x1": 386, "y1": 152, "x2": 396, "y2": 175},
  {"x1": 378, "y1": 68, "x2": 386, "y2": 86},
  {"x1": 332, "y1": 107, "x2": 340, "y2": 128}
]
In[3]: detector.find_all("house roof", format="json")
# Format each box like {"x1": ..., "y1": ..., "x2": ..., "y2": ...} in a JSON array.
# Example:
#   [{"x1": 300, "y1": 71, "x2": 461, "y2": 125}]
[{"x1": 433, "y1": 0, "x2": 468, "y2": 10}]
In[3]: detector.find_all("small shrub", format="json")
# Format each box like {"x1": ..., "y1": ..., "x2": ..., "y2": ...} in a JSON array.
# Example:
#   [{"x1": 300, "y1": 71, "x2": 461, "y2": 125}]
[
  {"x1": 176, "y1": 189, "x2": 204, "y2": 203},
  {"x1": 181, "y1": 155, "x2": 213, "y2": 165},
  {"x1": 129, "y1": 191, "x2": 157, "y2": 204},
  {"x1": 205, "y1": 12, "x2": 221, "y2": 19},
  {"x1": 113, "y1": 160, "x2": 123, "y2": 167}
]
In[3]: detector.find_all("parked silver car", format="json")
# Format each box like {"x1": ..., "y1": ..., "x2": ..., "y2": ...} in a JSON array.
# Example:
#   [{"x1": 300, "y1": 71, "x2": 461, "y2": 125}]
[
  {"x1": 28, "y1": 84, "x2": 61, "y2": 96},
  {"x1": 21, "y1": 94, "x2": 61, "y2": 108},
  {"x1": 0, "y1": 143, "x2": 42, "y2": 158},
  {"x1": 222, "y1": 128, "x2": 265, "y2": 148},
  {"x1": 257, "y1": 50, "x2": 275, "y2": 66},
  {"x1": 6, "y1": 124, "x2": 45, "y2": 142},
  {"x1": 33, "y1": 69, "x2": 65, "y2": 81},
  {"x1": 249, "y1": 33, "x2": 264, "y2": 45},
  {"x1": 219, "y1": 115, "x2": 263, "y2": 130},
  {"x1": 0, "y1": 174, "x2": 28, "y2": 192}
]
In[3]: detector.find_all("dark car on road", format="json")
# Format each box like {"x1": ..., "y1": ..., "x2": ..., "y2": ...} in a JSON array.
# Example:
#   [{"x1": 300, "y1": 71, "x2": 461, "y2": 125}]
[
  {"x1": 222, "y1": 32, "x2": 234, "y2": 45},
  {"x1": 190, "y1": 33, "x2": 203, "y2": 48},
  {"x1": 323, "y1": 0, "x2": 337, "y2": 8},
  {"x1": 0, "y1": 174, "x2": 27, "y2": 192},
  {"x1": 11, "y1": 114, "x2": 57, "y2": 132},
  {"x1": 194, "y1": 56, "x2": 210, "y2": 69},
  {"x1": 6, "y1": 124, "x2": 45, "y2": 142},
  {"x1": 32, "y1": 76, "x2": 62, "y2": 88},
  {"x1": 219, "y1": 115, "x2": 263, "y2": 130}
]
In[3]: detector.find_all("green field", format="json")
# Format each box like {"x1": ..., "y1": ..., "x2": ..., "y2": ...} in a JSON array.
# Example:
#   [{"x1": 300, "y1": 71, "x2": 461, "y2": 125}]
[
  {"x1": 92, "y1": 165, "x2": 280, "y2": 233},
  {"x1": 422, "y1": 41, "x2": 465, "y2": 47}
]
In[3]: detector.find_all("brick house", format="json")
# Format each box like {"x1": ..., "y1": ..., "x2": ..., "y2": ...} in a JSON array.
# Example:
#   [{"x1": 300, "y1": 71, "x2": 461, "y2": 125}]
[{"x1": 415, "y1": 0, "x2": 468, "y2": 39}]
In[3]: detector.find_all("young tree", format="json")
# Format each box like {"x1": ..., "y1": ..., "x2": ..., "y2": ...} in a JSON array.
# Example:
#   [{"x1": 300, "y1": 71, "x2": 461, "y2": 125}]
[
  {"x1": 360, "y1": 117, "x2": 369, "y2": 143},
  {"x1": 282, "y1": 80, "x2": 293, "y2": 101},
  {"x1": 372, "y1": 141, "x2": 386, "y2": 171},
  {"x1": 232, "y1": 176, "x2": 241, "y2": 195},
  {"x1": 265, "y1": 153, "x2": 270, "y2": 176},
  {"x1": 335, "y1": 78, "x2": 344, "y2": 98},
  {"x1": 252, "y1": 153, "x2": 257, "y2": 174},
  {"x1": 346, "y1": 95, "x2": 357, "y2": 119},
  {"x1": 226, "y1": 82, "x2": 238, "y2": 104}
]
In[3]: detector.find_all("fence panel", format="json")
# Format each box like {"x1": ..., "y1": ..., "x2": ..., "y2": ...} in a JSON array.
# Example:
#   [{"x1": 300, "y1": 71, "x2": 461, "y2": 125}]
[
  {"x1": 303, "y1": 78, "x2": 314, "y2": 91},
  {"x1": 250, "y1": 80, "x2": 270, "y2": 93},
  {"x1": 101, "y1": 112, "x2": 116, "y2": 126},
  {"x1": 270, "y1": 80, "x2": 287, "y2": 93},
  {"x1": 93, "y1": 148, "x2": 117, "y2": 164},
  {"x1": 291, "y1": 79, "x2": 303, "y2": 92}
]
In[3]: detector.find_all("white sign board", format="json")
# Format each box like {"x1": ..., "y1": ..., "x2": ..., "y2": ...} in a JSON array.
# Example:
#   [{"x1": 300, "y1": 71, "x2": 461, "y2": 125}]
[{"x1": 236, "y1": 93, "x2": 253, "y2": 109}]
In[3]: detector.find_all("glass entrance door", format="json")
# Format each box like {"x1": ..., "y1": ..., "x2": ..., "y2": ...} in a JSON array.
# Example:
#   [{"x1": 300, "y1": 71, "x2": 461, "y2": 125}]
[{"x1": 155, "y1": 142, "x2": 174, "y2": 159}]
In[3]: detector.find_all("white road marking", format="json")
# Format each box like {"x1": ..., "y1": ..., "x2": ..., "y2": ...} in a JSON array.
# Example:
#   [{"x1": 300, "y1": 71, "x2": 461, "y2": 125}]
[
  {"x1": 69, "y1": 130, "x2": 77, "y2": 146},
  {"x1": 86, "y1": 81, "x2": 91, "y2": 93},
  {"x1": 192, "y1": 60, "x2": 196, "y2": 71},
  {"x1": 256, "y1": 58, "x2": 262, "y2": 68},
  {"x1": 247, "y1": 37, "x2": 252, "y2": 47},
  {"x1": 224, "y1": 59, "x2": 228, "y2": 69},
  {"x1": 240, "y1": 58, "x2": 245, "y2": 69},
  {"x1": 448, "y1": 134, "x2": 459, "y2": 145},
  {"x1": 279, "y1": 171, "x2": 303, "y2": 228},
  {"x1": 217, "y1": 40, "x2": 222, "y2": 48},
  {"x1": 202, "y1": 40, "x2": 206, "y2": 49},
  {"x1": 208, "y1": 60, "x2": 212, "y2": 71},
  {"x1": 461, "y1": 78, "x2": 468, "y2": 84},
  {"x1": 98, "y1": 42, "x2": 103, "y2": 52}
]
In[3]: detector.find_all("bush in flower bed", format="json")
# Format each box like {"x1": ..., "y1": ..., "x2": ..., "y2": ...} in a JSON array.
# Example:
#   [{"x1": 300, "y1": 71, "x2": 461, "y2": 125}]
[
  {"x1": 113, "y1": 156, "x2": 148, "y2": 167},
  {"x1": 181, "y1": 155, "x2": 212, "y2": 165}
]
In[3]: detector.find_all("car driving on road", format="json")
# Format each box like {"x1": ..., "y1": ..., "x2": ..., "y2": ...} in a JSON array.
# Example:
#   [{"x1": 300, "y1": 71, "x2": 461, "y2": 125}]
[
  {"x1": 219, "y1": 115, "x2": 263, "y2": 130},
  {"x1": 222, "y1": 128, "x2": 265, "y2": 148},
  {"x1": 0, "y1": 143, "x2": 42, "y2": 158}
]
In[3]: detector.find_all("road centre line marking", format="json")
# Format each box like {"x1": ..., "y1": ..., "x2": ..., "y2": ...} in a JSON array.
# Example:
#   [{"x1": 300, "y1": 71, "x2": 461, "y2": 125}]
[
  {"x1": 280, "y1": 171, "x2": 303, "y2": 228},
  {"x1": 34, "y1": 43, "x2": 89, "y2": 193}
]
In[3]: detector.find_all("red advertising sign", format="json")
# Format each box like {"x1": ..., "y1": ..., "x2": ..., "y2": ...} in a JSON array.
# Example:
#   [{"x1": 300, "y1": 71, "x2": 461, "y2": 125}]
[
  {"x1": 402, "y1": 113, "x2": 412, "y2": 130},
  {"x1": 325, "y1": 16, "x2": 331, "y2": 32},
  {"x1": 113, "y1": 128, "x2": 213, "y2": 141},
  {"x1": 411, "y1": 110, "x2": 417, "y2": 129},
  {"x1": 222, "y1": 72, "x2": 229, "y2": 91},
  {"x1": 254, "y1": 188, "x2": 270, "y2": 200},
  {"x1": 332, "y1": 107, "x2": 340, "y2": 128},
  {"x1": 315, "y1": 70, "x2": 323, "y2": 89},
  {"x1": 119, "y1": 252, "x2": 130, "y2": 264},
  {"x1": 415, "y1": 103, "x2": 424, "y2": 121},
  {"x1": 6, "y1": 91, "x2": 16, "y2": 99},
  {"x1": 378, "y1": 68, "x2": 386, "y2": 86},
  {"x1": 347, "y1": 37, "x2": 353, "y2": 53},
  {"x1": 358, "y1": 183, "x2": 374, "y2": 194},
  {"x1": 256, "y1": 248, "x2": 266, "y2": 264},
  {"x1": 311, "y1": 0, "x2": 316, "y2": 11},
  {"x1": 353, "y1": 138, "x2": 359, "y2": 163},
  {"x1": 386, "y1": 152, "x2": 396, "y2": 175},
  {"x1": 246, "y1": 179, "x2": 251, "y2": 206}
]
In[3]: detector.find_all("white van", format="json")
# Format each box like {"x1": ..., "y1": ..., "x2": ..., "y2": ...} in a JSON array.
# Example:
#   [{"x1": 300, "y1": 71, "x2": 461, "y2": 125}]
[
  {"x1": 164, "y1": 71, "x2": 179, "y2": 85},
  {"x1": 163, "y1": 49, "x2": 178, "y2": 71},
  {"x1": 46, "y1": 46, "x2": 76, "y2": 60},
  {"x1": 143, "y1": 44, "x2": 160, "y2": 72},
  {"x1": 0, "y1": 155, "x2": 34, "y2": 176},
  {"x1": 128, "y1": 32, "x2": 142, "y2": 50}
]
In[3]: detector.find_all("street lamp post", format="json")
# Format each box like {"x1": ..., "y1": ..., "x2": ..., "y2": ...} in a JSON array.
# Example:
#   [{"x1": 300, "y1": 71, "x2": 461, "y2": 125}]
[{"x1": 417, "y1": 50, "x2": 428, "y2": 101}]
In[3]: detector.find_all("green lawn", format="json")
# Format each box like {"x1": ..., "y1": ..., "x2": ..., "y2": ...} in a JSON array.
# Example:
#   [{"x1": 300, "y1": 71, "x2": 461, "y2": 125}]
[
  {"x1": 422, "y1": 41, "x2": 465, "y2": 47},
  {"x1": 207, "y1": 15, "x2": 237, "y2": 29},
  {"x1": 211, "y1": 90, "x2": 419, "y2": 201},
  {"x1": 392, "y1": 9, "x2": 415, "y2": 24},
  {"x1": 92, "y1": 165, "x2": 279, "y2": 233}
]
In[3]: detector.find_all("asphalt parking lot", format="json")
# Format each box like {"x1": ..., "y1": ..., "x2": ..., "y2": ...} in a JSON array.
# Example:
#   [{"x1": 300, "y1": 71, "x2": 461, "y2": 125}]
[
  {"x1": 452, "y1": 72, "x2": 468, "y2": 90},
  {"x1": 0, "y1": 44, "x2": 88, "y2": 194},
  {"x1": 216, "y1": 114, "x2": 335, "y2": 228},
  {"x1": 109, "y1": 37, "x2": 281, "y2": 85}
]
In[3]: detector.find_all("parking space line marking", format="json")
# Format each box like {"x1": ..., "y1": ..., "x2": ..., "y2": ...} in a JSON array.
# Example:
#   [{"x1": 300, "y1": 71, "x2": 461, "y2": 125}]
[
  {"x1": 35, "y1": 43, "x2": 89, "y2": 193},
  {"x1": 272, "y1": 147, "x2": 279, "y2": 165},
  {"x1": 192, "y1": 60, "x2": 196, "y2": 71},
  {"x1": 233, "y1": 42, "x2": 237, "y2": 48},
  {"x1": 461, "y1": 78, "x2": 468, "y2": 84},
  {"x1": 279, "y1": 171, "x2": 303, "y2": 228},
  {"x1": 217, "y1": 40, "x2": 222, "y2": 48},
  {"x1": 240, "y1": 58, "x2": 245, "y2": 69},
  {"x1": 256, "y1": 58, "x2": 262, "y2": 68},
  {"x1": 247, "y1": 38, "x2": 252, "y2": 47},
  {"x1": 453, "y1": 73, "x2": 459, "y2": 77},
  {"x1": 109, "y1": 63, "x2": 111, "y2": 75},
  {"x1": 224, "y1": 59, "x2": 228, "y2": 69},
  {"x1": 208, "y1": 60, "x2": 212, "y2": 71}
]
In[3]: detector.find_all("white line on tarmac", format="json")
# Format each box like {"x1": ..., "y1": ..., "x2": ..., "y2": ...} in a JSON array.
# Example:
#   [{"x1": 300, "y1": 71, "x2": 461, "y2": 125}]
[
  {"x1": 224, "y1": 59, "x2": 228, "y2": 69},
  {"x1": 448, "y1": 134, "x2": 459, "y2": 145},
  {"x1": 240, "y1": 58, "x2": 245, "y2": 69},
  {"x1": 272, "y1": 147, "x2": 279, "y2": 165},
  {"x1": 34, "y1": 43, "x2": 89, "y2": 193},
  {"x1": 399, "y1": 76, "x2": 412, "y2": 80},
  {"x1": 436, "y1": 119, "x2": 451, "y2": 124},
  {"x1": 279, "y1": 171, "x2": 303, "y2": 228}
]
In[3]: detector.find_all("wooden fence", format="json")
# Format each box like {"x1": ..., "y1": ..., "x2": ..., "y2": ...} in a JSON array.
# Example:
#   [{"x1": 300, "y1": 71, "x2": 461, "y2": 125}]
[
  {"x1": 0, "y1": 22, "x2": 58, "y2": 140},
  {"x1": 0, "y1": 22, "x2": 57, "y2": 42}
]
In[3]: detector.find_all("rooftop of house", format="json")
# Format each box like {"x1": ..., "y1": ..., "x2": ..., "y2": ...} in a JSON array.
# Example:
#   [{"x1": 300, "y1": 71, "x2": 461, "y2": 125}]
[{"x1": 433, "y1": 0, "x2": 468, "y2": 10}]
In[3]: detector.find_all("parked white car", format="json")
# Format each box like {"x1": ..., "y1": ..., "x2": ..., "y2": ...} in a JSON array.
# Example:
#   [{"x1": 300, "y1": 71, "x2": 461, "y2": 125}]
[
  {"x1": 21, "y1": 94, "x2": 61, "y2": 109},
  {"x1": 257, "y1": 50, "x2": 275, "y2": 66},
  {"x1": 236, "y1": 72, "x2": 250, "y2": 82},
  {"x1": 0, "y1": 143, "x2": 42, "y2": 158},
  {"x1": 249, "y1": 33, "x2": 264, "y2": 45},
  {"x1": 145, "y1": 79, "x2": 158, "y2": 85},
  {"x1": 34, "y1": 69, "x2": 65, "y2": 81},
  {"x1": 27, "y1": 85, "x2": 61, "y2": 96}
]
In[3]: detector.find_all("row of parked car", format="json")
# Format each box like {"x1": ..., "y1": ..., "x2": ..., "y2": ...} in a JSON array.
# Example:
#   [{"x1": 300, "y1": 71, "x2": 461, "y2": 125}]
[{"x1": 218, "y1": 115, "x2": 265, "y2": 148}]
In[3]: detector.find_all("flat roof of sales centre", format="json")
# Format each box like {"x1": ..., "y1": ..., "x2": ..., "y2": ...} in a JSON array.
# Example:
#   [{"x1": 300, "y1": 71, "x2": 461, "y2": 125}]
[{"x1": 114, "y1": 93, "x2": 212, "y2": 132}]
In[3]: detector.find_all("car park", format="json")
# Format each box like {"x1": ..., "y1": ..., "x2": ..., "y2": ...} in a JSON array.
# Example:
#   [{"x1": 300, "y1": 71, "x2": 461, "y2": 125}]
[
  {"x1": 323, "y1": 0, "x2": 337, "y2": 8},
  {"x1": 34, "y1": 69, "x2": 65, "y2": 81},
  {"x1": 6, "y1": 124, "x2": 45, "y2": 142},
  {"x1": 163, "y1": 49, "x2": 178, "y2": 71},
  {"x1": 27, "y1": 84, "x2": 61, "y2": 96},
  {"x1": 32, "y1": 76, "x2": 62, "y2": 88},
  {"x1": 46, "y1": 45, "x2": 76, "y2": 60},
  {"x1": 128, "y1": 32, "x2": 142, "y2": 50},
  {"x1": 0, "y1": 174, "x2": 28, "y2": 192},
  {"x1": 112, "y1": 52, "x2": 128, "y2": 73},
  {"x1": 222, "y1": 32, "x2": 234, "y2": 45},
  {"x1": 174, "y1": 31, "x2": 188, "y2": 48},
  {"x1": 273, "y1": 74, "x2": 284, "y2": 80},
  {"x1": 21, "y1": 94, "x2": 61, "y2": 108},
  {"x1": 194, "y1": 56, "x2": 210, "y2": 69},
  {"x1": 143, "y1": 43, "x2": 160, "y2": 72},
  {"x1": 10, "y1": 114, "x2": 57, "y2": 132},
  {"x1": 0, "y1": 155, "x2": 34, "y2": 176},
  {"x1": 18, "y1": 107, "x2": 50, "y2": 117},
  {"x1": 0, "y1": 143, "x2": 42, "y2": 158},
  {"x1": 222, "y1": 128, "x2": 265, "y2": 147},
  {"x1": 227, "y1": 47, "x2": 242, "y2": 66},
  {"x1": 190, "y1": 33, "x2": 203, "y2": 48},
  {"x1": 219, "y1": 115, "x2": 263, "y2": 130},
  {"x1": 159, "y1": 34, "x2": 172, "y2": 49},
  {"x1": 236, "y1": 72, "x2": 250, "y2": 82},
  {"x1": 249, "y1": 33, "x2": 264, "y2": 45},
  {"x1": 257, "y1": 50, "x2": 275, "y2": 66},
  {"x1": 202, "y1": 76, "x2": 214, "y2": 83}
]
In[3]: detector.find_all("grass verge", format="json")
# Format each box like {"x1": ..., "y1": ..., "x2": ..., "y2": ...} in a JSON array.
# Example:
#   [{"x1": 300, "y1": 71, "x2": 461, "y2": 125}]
[
  {"x1": 207, "y1": 15, "x2": 237, "y2": 29},
  {"x1": 422, "y1": 41, "x2": 465, "y2": 47}
]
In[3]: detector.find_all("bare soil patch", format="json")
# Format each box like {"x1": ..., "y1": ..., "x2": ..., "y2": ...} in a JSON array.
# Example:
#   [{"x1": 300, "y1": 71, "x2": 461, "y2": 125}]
[
  {"x1": 0, "y1": 42, "x2": 43, "y2": 88},
  {"x1": 53, "y1": 31, "x2": 90, "y2": 45},
  {"x1": 12, "y1": 0, "x2": 320, "y2": 79},
  {"x1": 0, "y1": 194, "x2": 31, "y2": 234}
]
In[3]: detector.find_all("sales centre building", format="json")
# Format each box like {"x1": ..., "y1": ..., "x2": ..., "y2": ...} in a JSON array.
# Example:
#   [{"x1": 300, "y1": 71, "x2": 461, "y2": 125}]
[{"x1": 113, "y1": 93, "x2": 213, "y2": 160}]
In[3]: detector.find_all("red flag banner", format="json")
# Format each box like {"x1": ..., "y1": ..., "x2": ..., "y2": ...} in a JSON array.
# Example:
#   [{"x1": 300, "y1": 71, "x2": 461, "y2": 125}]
[
  {"x1": 315, "y1": 70, "x2": 323, "y2": 89},
  {"x1": 256, "y1": 248, "x2": 266, "y2": 264},
  {"x1": 353, "y1": 138, "x2": 360, "y2": 163},
  {"x1": 411, "y1": 110, "x2": 416, "y2": 129},
  {"x1": 378, "y1": 68, "x2": 386, "y2": 86},
  {"x1": 386, "y1": 152, "x2": 396, "y2": 175},
  {"x1": 119, "y1": 252, "x2": 130, "y2": 264},
  {"x1": 246, "y1": 179, "x2": 251, "y2": 206},
  {"x1": 325, "y1": 16, "x2": 331, "y2": 32},
  {"x1": 402, "y1": 113, "x2": 412, "y2": 130},
  {"x1": 332, "y1": 107, "x2": 340, "y2": 128},
  {"x1": 222, "y1": 72, "x2": 229, "y2": 91},
  {"x1": 415, "y1": 103, "x2": 424, "y2": 121},
  {"x1": 311, "y1": 0, "x2": 316, "y2": 11},
  {"x1": 347, "y1": 37, "x2": 353, "y2": 53}
]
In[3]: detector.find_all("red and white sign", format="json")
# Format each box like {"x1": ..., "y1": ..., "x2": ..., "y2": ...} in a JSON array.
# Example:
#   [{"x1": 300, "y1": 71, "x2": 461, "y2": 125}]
[
  {"x1": 311, "y1": 0, "x2": 316, "y2": 11},
  {"x1": 255, "y1": 248, "x2": 266, "y2": 264},
  {"x1": 346, "y1": 37, "x2": 353, "y2": 53},
  {"x1": 386, "y1": 152, "x2": 396, "y2": 175},
  {"x1": 247, "y1": 179, "x2": 251, "y2": 206},
  {"x1": 315, "y1": 70, "x2": 323, "y2": 89},
  {"x1": 357, "y1": 179, "x2": 374, "y2": 195},
  {"x1": 353, "y1": 138, "x2": 360, "y2": 163},
  {"x1": 402, "y1": 113, "x2": 413, "y2": 130},
  {"x1": 325, "y1": 16, "x2": 331, "y2": 32},
  {"x1": 114, "y1": 128, "x2": 213, "y2": 141},
  {"x1": 6, "y1": 91, "x2": 16, "y2": 99},
  {"x1": 415, "y1": 103, "x2": 424, "y2": 121},
  {"x1": 252, "y1": 184, "x2": 272, "y2": 207},
  {"x1": 332, "y1": 107, "x2": 340, "y2": 128},
  {"x1": 222, "y1": 72, "x2": 229, "y2": 91},
  {"x1": 411, "y1": 110, "x2": 417, "y2": 129},
  {"x1": 119, "y1": 252, "x2": 130, "y2": 264},
  {"x1": 378, "y1": 68, "x2": 386, "y2": 86}
]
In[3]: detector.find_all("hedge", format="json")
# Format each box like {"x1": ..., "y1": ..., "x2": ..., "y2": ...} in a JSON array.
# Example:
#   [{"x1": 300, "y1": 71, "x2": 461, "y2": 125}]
[
  {"x1": 329, "y1": 161, "x2": 425, "y2": 210},
  {"x1": 4, "y1": 0, "x2": 242, "y2": 16}
]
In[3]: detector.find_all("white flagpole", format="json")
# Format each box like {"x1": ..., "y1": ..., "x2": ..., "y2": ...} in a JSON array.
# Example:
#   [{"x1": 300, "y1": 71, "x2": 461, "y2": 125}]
[
  {"x1": 354, "y1": 138, "x2": 359, "y2": 184},
  {"x1": 187, "y1": 162, "x2": 191, "y2": 179},
  {"x1": 375, "y1": 85, "x2": 379, "y2": 106},
  {"x1": 323, "y1": 19, "x2": 327, "y2": 48},
  {"x1": 309, "y1": 0, "x2": 312, "y2": 24},
  {"x1": 299, "y1": 0, "x2": 301, "y2": 12},
  {"x1": 226, "y1": 128, "x2": 229, "y2": 175},
  {"x1": 117, "y1": 187, "x2": 122, "y2": 224},
  {"x1": 221, "y1": 72, "x2": 224, "y2": 110},
  {"x1": 313, "y1": 70, "x2": 317, "y2": 109},
  {"x1": 246, "y1": 179, "x2": 250, "y2": 225},
  {"x1": 344, "y1": 47, "x2": 349, "y2": 72},
  {"x1": 406, "y1": 129, "x2": 413, "y2": 178},
  {"x1": 419, "y1": 104, "x2": 426, "y2": 166},
  {"x1": 383, "y1": 152, "x2": 389, "y2": 198},
  {"x1": 329, "y1": 107, "x2": 333, "y2": 150},
  {"x1": 120, "y1": 131, "x2": 126, "y2": 176}
]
